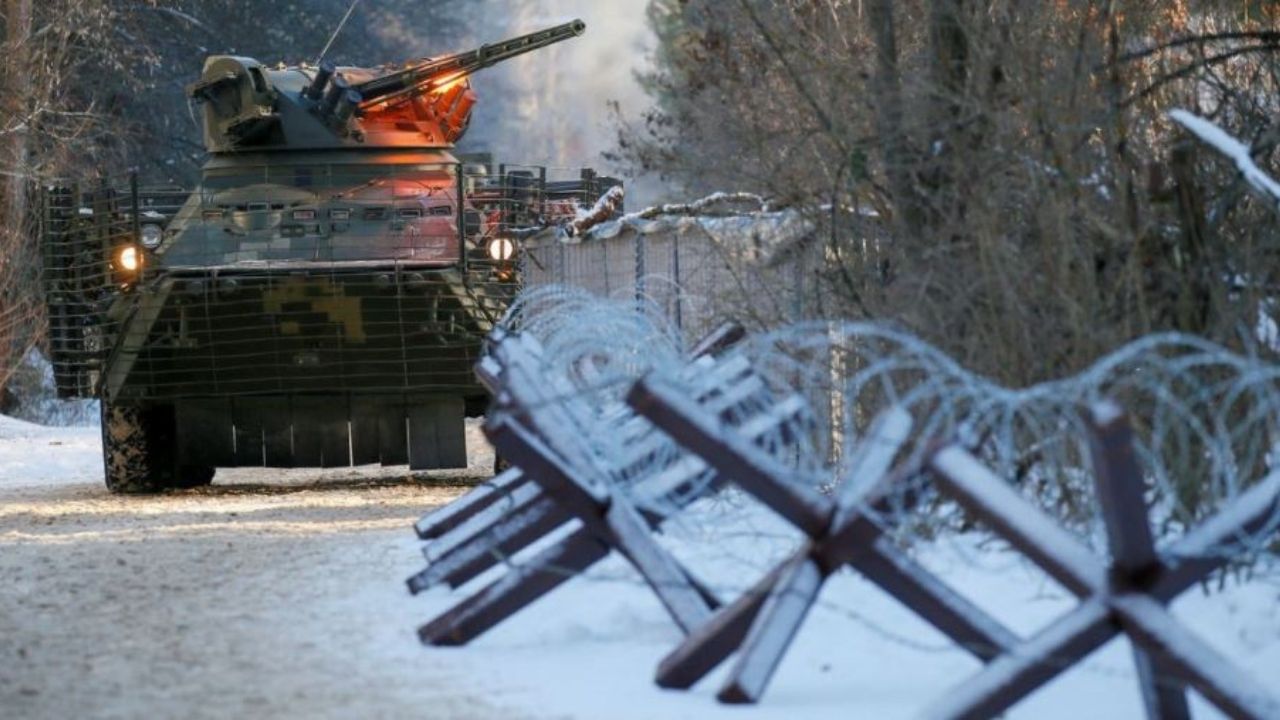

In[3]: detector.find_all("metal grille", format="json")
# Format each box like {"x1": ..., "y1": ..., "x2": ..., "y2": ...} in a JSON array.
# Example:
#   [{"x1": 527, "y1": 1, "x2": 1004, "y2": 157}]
[
  {"x1": 38, "y1": 164, "x2": 620, "y2": 404},
  {"x1": 522, "y1": 211, "x2": 829, "y2": 343}
]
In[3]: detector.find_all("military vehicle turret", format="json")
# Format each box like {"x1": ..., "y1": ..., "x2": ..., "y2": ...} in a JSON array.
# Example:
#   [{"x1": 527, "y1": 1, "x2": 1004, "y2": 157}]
[{"x1": 39, "y1": 20, "x2": 621, "y2": 492}]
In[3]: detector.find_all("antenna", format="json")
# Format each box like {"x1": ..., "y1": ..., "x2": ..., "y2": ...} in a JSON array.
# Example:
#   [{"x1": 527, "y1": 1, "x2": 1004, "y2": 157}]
[{"x1": 315, "y1": 0, "x2": 363, "y2": 66}]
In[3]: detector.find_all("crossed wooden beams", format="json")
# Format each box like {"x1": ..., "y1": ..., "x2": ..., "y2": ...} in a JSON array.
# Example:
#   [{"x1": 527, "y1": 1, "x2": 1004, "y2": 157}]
[
  {"x1": 631, "y1": 375, "x2": 1280, "y2": 715},
  {"x1": 628, "y1": 374, "x2": 1020, "y2": 703},
  {"x1": 409, "y1": 323, "x2": 800, "y2": 645},
  {"x1": 411, "y1": 324, "x2": 739, "y2": 557},
  {"x1": 406, "y1": 340, "x2": 709, "y2": 599},
  {"x1": 411, "y1": 325, "x2": 1280, "y2": 715},
  {"x1": 925, "y1": 401, "x2": 1280, "y2": 720}
]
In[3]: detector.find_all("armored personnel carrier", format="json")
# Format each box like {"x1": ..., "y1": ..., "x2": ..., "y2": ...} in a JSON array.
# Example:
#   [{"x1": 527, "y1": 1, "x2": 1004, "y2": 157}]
[{"x1": 39, "y1": 20, "x2": 621, "y2": 492}]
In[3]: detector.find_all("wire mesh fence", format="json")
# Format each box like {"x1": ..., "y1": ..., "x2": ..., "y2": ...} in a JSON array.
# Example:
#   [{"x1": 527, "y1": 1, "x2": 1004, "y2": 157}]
[
  {"x1": 36, "y1": 162, "x2": 619, "y2": 404},
  {"x1": 520, "y1": 201, "x2": 834, "y2": 344}
]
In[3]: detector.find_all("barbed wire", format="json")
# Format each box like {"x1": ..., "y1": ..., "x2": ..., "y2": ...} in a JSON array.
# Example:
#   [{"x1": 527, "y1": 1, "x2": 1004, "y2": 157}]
[
  {"x1": 493, "y1": 284, "x2": 1280, "y2": 561},
  {"x1": 442, "y1": 283, "x2": 1280, "y2": 711}
]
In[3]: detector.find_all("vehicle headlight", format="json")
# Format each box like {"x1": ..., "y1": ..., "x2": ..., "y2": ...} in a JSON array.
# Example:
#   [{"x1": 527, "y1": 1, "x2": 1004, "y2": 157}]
[
  {"x1": 487, "y1": 237, "x2": 515, "y2": 262},
  {"x1": 140, "y1": 223, "x2": 163, "y2": 249},
  {"x1": 117, "y1": 245, "x2": 142, "y2": 273}
]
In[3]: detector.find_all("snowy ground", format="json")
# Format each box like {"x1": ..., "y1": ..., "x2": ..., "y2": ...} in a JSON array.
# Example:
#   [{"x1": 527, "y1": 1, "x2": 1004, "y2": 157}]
[
  {"x1": 0, "y1": 415, "x2": 506, "y2": 719},
  {"x1": 1, "y1": 414, "x2": 1277, "y2": 719}
]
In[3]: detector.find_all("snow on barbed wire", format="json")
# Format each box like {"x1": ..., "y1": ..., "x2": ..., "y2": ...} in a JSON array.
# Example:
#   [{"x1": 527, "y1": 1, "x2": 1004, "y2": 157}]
[{"x1": 498, "y1": 286, "x2": 1280, "y2": 565}]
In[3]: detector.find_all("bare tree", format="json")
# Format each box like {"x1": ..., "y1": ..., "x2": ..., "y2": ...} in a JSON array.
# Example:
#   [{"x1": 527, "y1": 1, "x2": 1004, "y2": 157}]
[
  {"x1": 616, "y1": 1, "x2": 1280, "y2": 386},
  {"x1": 0, "y1": 0, "x2": 167, "y2": 391},
  {"x1": 0, "y1": 0, "x2": 35, "y2": 392}
]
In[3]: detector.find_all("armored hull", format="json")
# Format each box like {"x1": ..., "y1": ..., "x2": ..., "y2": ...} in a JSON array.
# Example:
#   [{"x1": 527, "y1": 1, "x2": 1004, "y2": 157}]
[
  {"x1": 116, "y1": 262, "x2": 504, "y2": 469},
  {"x1": 38, "y1": 19, "x2": 616, "y2": 492},
  {"x1": 117, "y1": 266, "x2": 492, "y2": 400}
]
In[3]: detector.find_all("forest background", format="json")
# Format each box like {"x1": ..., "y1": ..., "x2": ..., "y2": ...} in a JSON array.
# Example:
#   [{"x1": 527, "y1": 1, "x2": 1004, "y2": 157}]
[{"x1": 2, "y1": 0, "x2": 1280, "y2": 404}]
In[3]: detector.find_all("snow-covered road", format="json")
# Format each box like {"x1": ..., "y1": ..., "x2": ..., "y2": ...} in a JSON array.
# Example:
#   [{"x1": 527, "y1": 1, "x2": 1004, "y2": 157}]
[
  {"x1": 1, "y1": 413, "x2": 1277, "y2": 719},
  {"x1": 0, "y1": 416, "x2": 521, "y2": 720}
]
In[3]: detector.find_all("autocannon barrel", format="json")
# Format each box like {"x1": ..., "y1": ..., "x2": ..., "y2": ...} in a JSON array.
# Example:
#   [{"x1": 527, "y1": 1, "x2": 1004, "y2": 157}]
[{"x1": 355, "y1": 19, "x2": 586, "y2": 107}]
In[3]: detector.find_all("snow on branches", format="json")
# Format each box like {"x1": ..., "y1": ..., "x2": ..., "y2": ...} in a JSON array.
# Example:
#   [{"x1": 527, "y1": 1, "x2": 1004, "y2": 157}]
[{"x1": 1170, "y1": 109, "x2": 1280, "y2": 217}]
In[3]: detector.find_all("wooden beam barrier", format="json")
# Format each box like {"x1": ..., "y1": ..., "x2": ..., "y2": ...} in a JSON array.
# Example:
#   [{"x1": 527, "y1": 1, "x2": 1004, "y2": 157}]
[
  {"x1": 407, "y1": 339, "x2": 764, "y2": 595},
  {"x1": 923, "y1": 401, "x2": 1280, "y2": 720},
  {"x1": 628, "y1": 374, "x2": 1020, "y2": 704},
  {"x1": 414, "y1": 321, "x2": 807, "y2": 646},
  {"x1": 409, "y1": 322, "x2": 747, "y2": 578}
]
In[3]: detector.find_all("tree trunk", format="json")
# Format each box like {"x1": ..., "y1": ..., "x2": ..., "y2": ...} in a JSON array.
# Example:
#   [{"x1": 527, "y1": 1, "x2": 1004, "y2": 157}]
[
  {"x1": 3, "y1": 0, "x2": 32, "y2": 220},
  {"x1": 927, "y1": 0, "x2": 968, "y2": 126},
  {"x1": 0, "y1": 0, "x2": 34, "y2": 390},
  {"x1": 924, "y1": 0, "x2": 969, "y2": 233},
  {"x1": 864, "y1": 0, "x2": 923, "y2": 243}
]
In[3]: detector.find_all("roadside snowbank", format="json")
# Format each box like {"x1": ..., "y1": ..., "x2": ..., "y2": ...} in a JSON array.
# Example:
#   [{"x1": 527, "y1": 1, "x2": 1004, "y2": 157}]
[
  {"x1": 0, "y1": 414, "x2": 101, "y2": 489},
  {"x1": 3, "y1": 349, "x2": 98, "y2": 427}
]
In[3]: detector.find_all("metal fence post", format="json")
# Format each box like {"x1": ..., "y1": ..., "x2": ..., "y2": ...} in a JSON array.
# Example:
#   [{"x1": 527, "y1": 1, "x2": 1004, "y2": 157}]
[
  {"x1": 672, "y1": 232, "x2": 683, "y2": 333},
  {"x1": 128, "y1": 172, "x2": 141, "y2": 247},
  {"x1": 558, "y1": 240, "x2": 566, "y2": 286},
  {"x1": 538, "y1": 166, "x2": 547, "y2": 220},
  {"x1": 792, "y1": 245, "x2": 804, "y2": 321},
  {"x1": 601, "y1": 238, "x2": 610, "y2": 295},
  {"x1": 456, "y1": 162, "x2": 469, "y2": 283},
  {"x1": 635, "y1": 232, "x2": 646, "y2": 306}
]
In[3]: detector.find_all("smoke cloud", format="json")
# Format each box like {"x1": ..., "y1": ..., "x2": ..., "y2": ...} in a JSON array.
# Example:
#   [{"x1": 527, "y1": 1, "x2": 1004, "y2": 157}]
[{"x1": 458, "y1": 2, "x2": 655, "y2": 198}]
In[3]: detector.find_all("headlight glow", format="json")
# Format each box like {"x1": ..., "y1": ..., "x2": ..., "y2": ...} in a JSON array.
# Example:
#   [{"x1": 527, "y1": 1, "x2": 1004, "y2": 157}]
[
  {"x1": 140, "y1": 223, "x2": 163, "y2": 249},
  {"x1": 487, "y1": 237, "x2": 515, "y2": 262},
  {"x1": 117, "y1": 245, "x2": 142, "y2": 273}
]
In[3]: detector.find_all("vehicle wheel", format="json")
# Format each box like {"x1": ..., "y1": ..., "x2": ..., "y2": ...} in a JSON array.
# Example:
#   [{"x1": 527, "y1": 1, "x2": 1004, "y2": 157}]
[
  {"x1": 464, "y1": 394, "x2": 489, "y2": 419},
  {"x1": 101, "y1": 402, "x2": 164, "y2": 494},
  {"x1": 494, "y1": 453, "x2": 511, "y2": 475},
  {"x1": 171, "y1": 465, "x2": 216, "y2": 489}
]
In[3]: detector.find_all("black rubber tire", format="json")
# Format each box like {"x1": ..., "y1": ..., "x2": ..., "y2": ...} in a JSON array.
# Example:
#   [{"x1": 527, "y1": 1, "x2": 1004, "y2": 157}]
[
  {"x1": 464, "y1": 394, "x2": 489, "y2": 419},
  {"x1": 102, "y1": 402, "x2": 217, "y2": 493},
  {"x1": 101, "y1": 402, "x2": 165, "y2": 494},
  {"x1": 171, "y1": 465, "x2": 216, "y2": 489}
]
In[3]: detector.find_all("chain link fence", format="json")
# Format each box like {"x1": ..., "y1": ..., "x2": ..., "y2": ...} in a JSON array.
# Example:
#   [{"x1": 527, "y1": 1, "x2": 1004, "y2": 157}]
[{"x1": 520, "y1": 204, "x2": 838, "y2": 343}]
